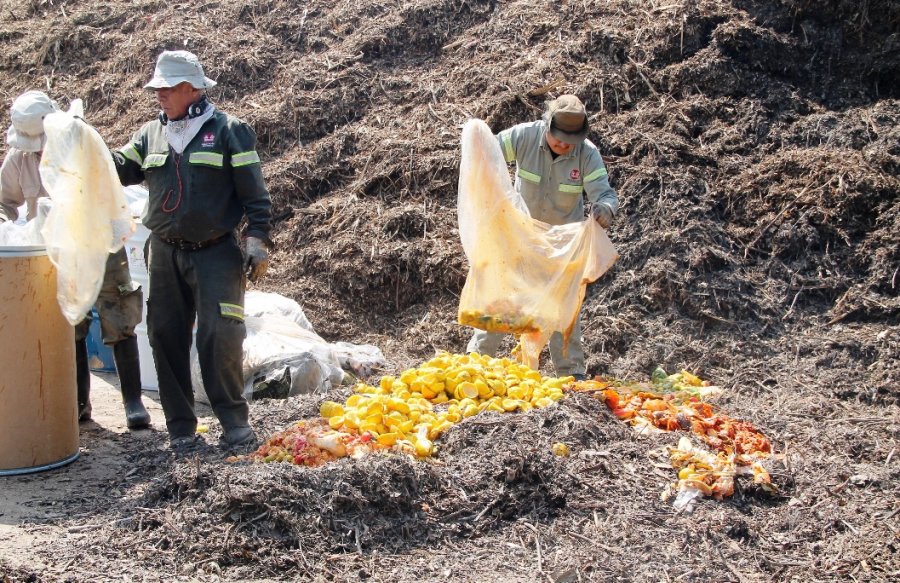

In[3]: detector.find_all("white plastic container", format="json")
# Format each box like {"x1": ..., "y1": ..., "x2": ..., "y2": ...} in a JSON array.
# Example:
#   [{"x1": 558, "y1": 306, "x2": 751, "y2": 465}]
[
  {"x1": 134, "y1": 321, "x2": 157, "y2": 390},
  {"x1": 125, "y1": 220, "x2": 150, "y2": 280},
  {"x1": 125, "y1": 221, "x2": 157, "y2": 390}
]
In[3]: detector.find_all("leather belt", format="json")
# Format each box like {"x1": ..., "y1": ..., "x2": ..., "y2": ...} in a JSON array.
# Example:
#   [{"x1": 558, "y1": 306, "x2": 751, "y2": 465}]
[{"x1": 159, "y1": 233, "x2": 228, "y2": 251}]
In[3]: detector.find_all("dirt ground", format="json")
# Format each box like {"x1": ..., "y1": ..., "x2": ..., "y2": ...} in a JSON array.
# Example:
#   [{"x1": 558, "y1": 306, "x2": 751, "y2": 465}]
[
  {"x1": 0, "y1": 375, "x2": 172, "y2": 577},
  {"x1": 1, "y1": 0, "x2": 898, "y2": 581}
]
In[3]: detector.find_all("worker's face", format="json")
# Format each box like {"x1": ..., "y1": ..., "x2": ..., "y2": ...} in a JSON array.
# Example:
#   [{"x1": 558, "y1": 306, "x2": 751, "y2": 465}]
[
  {"x1": 545, "y1": 132, "x2": 575, "y2": 156},
  {"x1": 155, "y1": 82, "x2": 200, "y2": 121}
]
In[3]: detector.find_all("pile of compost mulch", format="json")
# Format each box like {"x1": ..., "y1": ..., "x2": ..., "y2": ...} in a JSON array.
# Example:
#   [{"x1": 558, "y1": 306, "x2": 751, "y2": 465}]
[
  {"x1": 24, "y1": 374, "x2": 896, "y2": 582},
  {"x1": 27, "y1": 392, "x2": 791, "y2": 581},
  {"x1": 0, "y1": 0, "x2": 897, "y2": 581}
]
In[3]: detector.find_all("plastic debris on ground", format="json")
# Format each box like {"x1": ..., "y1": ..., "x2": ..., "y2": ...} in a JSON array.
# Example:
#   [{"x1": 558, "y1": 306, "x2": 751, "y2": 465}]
[{"x1": 194, "y1": 291, "x2": 386, "y2": 404}]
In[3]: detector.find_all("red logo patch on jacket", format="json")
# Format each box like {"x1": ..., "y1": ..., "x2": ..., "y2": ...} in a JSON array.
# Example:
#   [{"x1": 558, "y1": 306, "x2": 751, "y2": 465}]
[
  {"x1": 570, "y1": 169, "x2": 581, "y2": 180},
  {"x1": 201, "y1": 133, "x2": 215, "y2": 147}
]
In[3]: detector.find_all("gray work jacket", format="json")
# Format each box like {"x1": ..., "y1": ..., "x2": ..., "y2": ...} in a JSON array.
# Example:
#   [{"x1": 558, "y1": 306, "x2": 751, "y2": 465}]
[
  {"x1": 497, "y1": 120, "x2": 618, "y2": 225},
  {"x1": 113, "y1": 110, "x2": 272, "y2": 244}
]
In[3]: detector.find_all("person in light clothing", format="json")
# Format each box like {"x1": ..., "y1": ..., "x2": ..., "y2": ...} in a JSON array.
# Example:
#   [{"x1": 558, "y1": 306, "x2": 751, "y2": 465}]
[
  {"x1": 466, "y1": 95, "x2": 619, "y2": 379},
  {"x1": 0, "y1": 90, "x2": 150, "y2": 429}
]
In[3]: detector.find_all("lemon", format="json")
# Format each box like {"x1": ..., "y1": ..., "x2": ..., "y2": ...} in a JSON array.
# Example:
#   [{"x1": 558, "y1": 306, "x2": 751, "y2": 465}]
[
  {"x1": 507, "y1": 386, "x2": 526, "y2": 400},
  {"x1": 320, "y1": 401, "x2": 345, "y2": 418},
  {"x1": 387, "y1": 399, "x2": 410, "y2": 414},
  {"x1": 456, "y1": 382, "x2": 478, "y2": 400},
  {"x1": 360, "y1": 421, "x2": 383, "y2": 436},
  {"x1": 552, "y1": 443, "x2": 570, "y2": 457},
  {"x1": 377, "y1": 432, "x2": 400, "y2": 446},
  {"x1": 533, "y1": 397, "x2": 554, "y2": 409},
  {"x1": 342, "y1": 413, "x2": 360, "y2": 430}
]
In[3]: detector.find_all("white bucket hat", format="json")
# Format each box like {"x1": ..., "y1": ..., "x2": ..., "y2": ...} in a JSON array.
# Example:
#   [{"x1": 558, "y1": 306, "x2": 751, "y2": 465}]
[
  {"x1": 6, "y1": 91, "x2": 58, "y2": 152},
  {"x1": 144, "y1": 50, "x2": 217, "y2": 90}
]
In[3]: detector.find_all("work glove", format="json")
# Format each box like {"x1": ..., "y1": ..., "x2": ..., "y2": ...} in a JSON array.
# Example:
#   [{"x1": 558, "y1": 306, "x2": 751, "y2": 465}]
[
  {"x1": 242, "y1": 236, "x2": 269, "y2": 283},
  {"x1": 589, "y1": 202, "x2": 614, "y2": 229}
]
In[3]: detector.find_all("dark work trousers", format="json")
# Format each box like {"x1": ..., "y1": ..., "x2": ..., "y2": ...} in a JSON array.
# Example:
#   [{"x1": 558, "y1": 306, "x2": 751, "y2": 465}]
[
  {"x1": 146, "y1": 233, "x2": 248, "y2": 438},
  {"x1": 73, "y1": 248, "x2": 143, "y2": 343}
]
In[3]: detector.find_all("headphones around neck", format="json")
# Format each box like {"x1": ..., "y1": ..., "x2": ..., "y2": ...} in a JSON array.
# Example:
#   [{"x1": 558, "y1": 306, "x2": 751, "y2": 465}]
[{"x1": 158, "y1": 94, "x2": 209, "y2": 125}]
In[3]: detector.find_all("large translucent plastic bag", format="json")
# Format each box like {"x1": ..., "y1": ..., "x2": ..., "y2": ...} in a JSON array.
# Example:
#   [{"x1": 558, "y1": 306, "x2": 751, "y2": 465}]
[
  {"x1": 457, "y1": 119, "x2": 619, "y2": 369},
  {"x1": 39, "y1": 100, "x2": 134, "y2": 325}
]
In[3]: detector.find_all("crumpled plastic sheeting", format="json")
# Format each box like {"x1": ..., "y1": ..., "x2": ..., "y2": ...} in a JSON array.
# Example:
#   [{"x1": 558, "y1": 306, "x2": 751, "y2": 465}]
[
  {"x1": 0, "y1": 210, "x2": 44, "y2": 246},
  {"x1": 194, "y1": 291, "x2": 387, "y2": 403},
  {"x1": 39, "y1": 100, "x2": 134, "y2": 325},
  {"x1": 456, "y1": 119, "x2": 618, "y2": 369},
  {"x1": 243, "y1": 290, "x2": 314, "y2": 332},
  {"x1": 241, "y1": 316, "x2": 346, "y2": 399}
]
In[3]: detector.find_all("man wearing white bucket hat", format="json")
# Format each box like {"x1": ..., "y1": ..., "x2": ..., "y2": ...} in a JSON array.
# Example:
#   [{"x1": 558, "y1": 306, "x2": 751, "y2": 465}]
[
  {"x1": 465, "y1": 95, "x2": 620, "y2": 380},
  {"x1": 0, "y1": 90, "x2": 152, "y2": 430},
  {"x1": 113, "y1": 50, "x2": 273, "y2": 451},
  {"x1": 0, "y1": 91, "x2": 56, "y2": 221}
]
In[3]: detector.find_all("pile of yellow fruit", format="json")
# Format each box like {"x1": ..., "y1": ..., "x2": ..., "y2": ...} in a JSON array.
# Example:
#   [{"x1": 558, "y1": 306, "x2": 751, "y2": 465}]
[{"x1": 319, "y1": 351, "x2": 570, "y2": 458}]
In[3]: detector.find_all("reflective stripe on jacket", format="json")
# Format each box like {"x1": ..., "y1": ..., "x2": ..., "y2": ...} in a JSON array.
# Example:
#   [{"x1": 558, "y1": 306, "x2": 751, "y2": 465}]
[
  {"x1": 497, "y1": 120, "x2": 618, "y2": 225},
  {"x1": 113, "y1": 110, "x2": 272, "y2": 243}
]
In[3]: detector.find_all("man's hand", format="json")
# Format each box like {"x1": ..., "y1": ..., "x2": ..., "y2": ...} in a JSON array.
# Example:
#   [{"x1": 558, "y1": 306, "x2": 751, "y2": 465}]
[
  {"x1": 243, "y1": 236, "x2": 269, "y2": 283},
  {"x1": 589, "y1": 202, "x2": 614, "y2": 228}
]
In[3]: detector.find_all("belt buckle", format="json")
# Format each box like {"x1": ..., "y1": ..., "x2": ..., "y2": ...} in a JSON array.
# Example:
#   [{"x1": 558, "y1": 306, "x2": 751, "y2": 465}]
[
  {"x1": 165, "y1": 235, "x2": 222, "y2": 251},
  {"x1": 166, "y1": 237, "x2": 191, "y2": 250}
]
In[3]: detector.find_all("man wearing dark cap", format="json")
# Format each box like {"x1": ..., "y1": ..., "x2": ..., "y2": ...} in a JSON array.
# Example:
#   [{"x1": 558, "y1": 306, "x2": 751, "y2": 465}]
[
  {"x1": 466, "y1": 94, "x2": 619, "y2": 380},
  {"x1": 112, "y1": 50, "x2": 273, "y2": 450}
]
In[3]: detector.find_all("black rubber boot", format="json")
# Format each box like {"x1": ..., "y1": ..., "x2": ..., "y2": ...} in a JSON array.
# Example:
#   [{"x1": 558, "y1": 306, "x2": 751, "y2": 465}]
[
  {"x1": 75, "y1": 338, "x2": 92, "y2": 422},
  {"x1": 113, "y1": 336, "x2": 151, "y2": 430}
]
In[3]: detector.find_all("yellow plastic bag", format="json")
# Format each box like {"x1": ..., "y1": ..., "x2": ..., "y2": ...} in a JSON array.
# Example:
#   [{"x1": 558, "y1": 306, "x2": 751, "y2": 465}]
[
  {"x1": 456, "y1": 119, "x2": 618, "y2": 369},
  {"x1": 39, "y1": 100, "x2": 134, "y2": 325}
]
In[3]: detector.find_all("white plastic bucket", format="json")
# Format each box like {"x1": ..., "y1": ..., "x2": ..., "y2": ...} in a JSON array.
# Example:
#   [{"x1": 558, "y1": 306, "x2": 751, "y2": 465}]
[
  {"x1": 126, "y1": 220, "x2": 150, "y2": 281},
  {"x1": 134, "y1": 322, "x2": 157, "y2": 390},
  {"x1": 126, "y1": 222, "x2": 156, "y2": 390}
]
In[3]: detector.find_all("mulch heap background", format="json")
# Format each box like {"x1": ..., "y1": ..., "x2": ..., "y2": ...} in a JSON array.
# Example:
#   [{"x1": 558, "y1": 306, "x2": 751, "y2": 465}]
[{"x1": 0, "y1": 0, "x2": 897, "y2": 581}]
